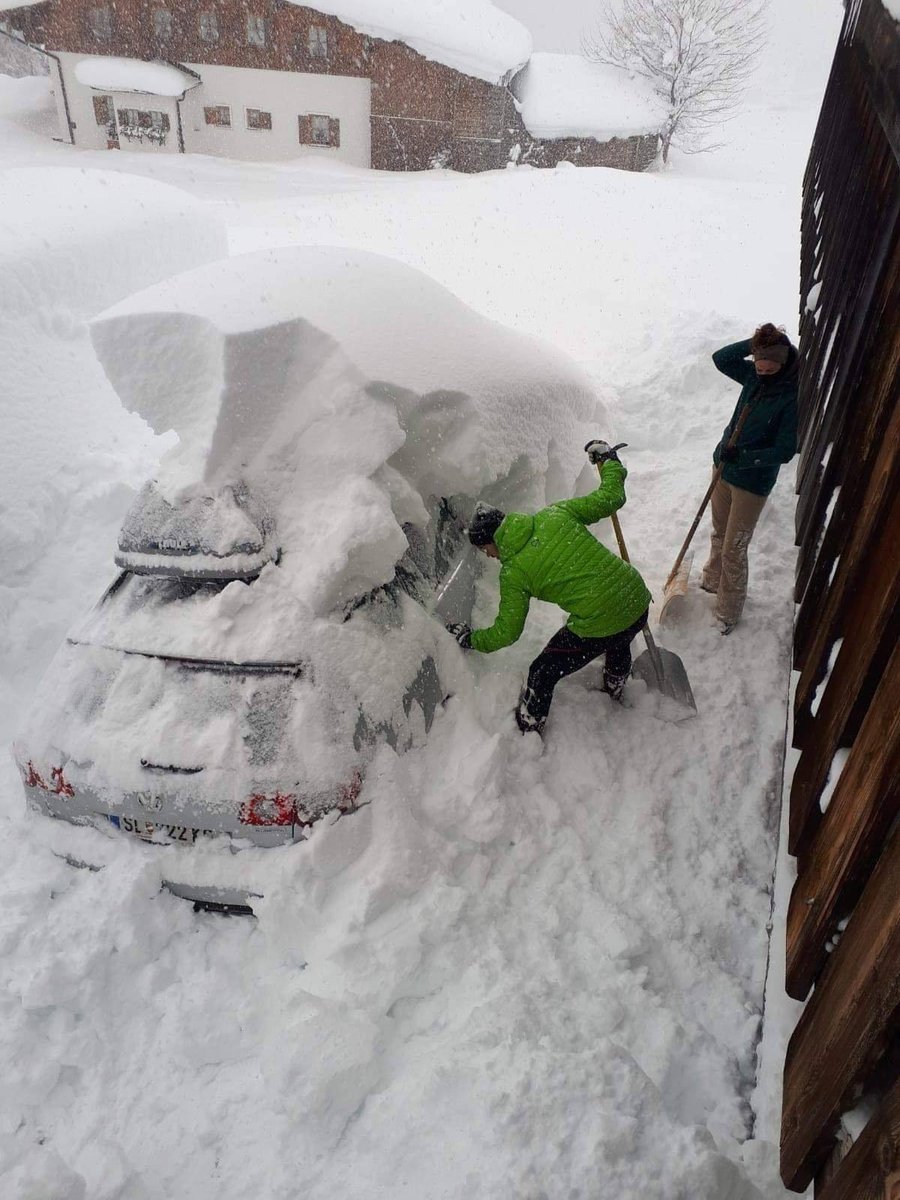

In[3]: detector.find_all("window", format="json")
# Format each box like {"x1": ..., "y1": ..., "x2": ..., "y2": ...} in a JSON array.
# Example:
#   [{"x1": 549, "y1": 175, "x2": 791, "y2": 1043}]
[
  {"x1": 308, "y1": 25, "x2": 328, "y2": 58},
  {"x1": 88, "y1": 6, "x2": 112, "y2": 42},
  {"x1": 311, "y1": 114, "x2": 330, "y2": 145},
  {"x1": 152, "y1": 9, "x2": 172, "y2": 40},
  {"x1": 92, "y1": 95, "x2": 112, "y2": 125},
  {"x1": 246, "y1": 108, "x2": 272, "y2": 131},
  {"x1": 246, "y1": 14, "x2": 267, "y2": 46},
  {"x1": 299, "y1": 113, "x2": 340, "y2": 147},
  {"x1": 199, "y1": 11, "x2": 219, "y2": 43},
  {"x1": 117, "y1": 109, "x2": 169, "y2": 130},
  {"x1": 116, "y1": 108, "x2": 170, "y2": 142},
  {"x1": 204, "y1": 105, "x2": 231, "y2": 127}
]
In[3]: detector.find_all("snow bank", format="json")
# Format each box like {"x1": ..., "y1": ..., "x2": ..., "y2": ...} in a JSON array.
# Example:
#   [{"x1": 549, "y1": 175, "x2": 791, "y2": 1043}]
[
  {"x1": 292, "y1": 0, "x2": 532, "y2": 84},
  {"x1": 0, "y1": 167, "x2": 224, "y2": 320},
  {"x1": 513, "y1": 53, "x2": 665, "y2": 140},
  {"x1": 89, "y1": 245, "x2": 606, "y2": 646},
  {"x1": 73, "y1": 56, "x2": 199, "y2": 98},
  {"x1": 0, "y1": 165, "x2": 226, "y2": 731}
]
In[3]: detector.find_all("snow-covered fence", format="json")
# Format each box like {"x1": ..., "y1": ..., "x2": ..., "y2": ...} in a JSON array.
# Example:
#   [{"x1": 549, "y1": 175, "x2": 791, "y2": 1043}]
[{"x1": 780, "y1": 2, "x2": 900, "y2": 1196}]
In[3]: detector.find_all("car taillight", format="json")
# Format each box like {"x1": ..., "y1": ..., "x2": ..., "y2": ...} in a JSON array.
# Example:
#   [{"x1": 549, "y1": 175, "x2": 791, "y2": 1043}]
[
  {"x1": 239, "y1": 792, "x2": 296, "y2": 826},
  {"x1": 336, "y1": 771, "x2": 363, "y2": 813},
  {"x1": 23, "y1": 760, "x2": 74, "y2": 796}
]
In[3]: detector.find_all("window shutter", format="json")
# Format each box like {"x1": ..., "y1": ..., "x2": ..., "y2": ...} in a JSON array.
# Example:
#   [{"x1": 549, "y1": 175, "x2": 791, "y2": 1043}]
[
  {"x1": 329, "y1": 118, "x2": 340, "y2": 148},
  {"x1": 298, "y1": 114, "x2": 312, "y2": 144},
  {"x1": 93, "y1": 95, "x2": 111, "y2": 125}
]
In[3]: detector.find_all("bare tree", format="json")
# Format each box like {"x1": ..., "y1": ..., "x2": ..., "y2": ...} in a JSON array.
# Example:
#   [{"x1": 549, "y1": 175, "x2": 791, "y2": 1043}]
[{"x1": 583, "y1": 0, "x2": 768, "y2": 164}]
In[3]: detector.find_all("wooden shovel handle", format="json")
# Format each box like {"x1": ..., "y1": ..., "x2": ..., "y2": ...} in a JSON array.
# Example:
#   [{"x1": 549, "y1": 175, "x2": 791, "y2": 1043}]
[
  {"x1": 663, "y1": 402, "x2": 754, "y2": 590},
  {"x1": 610, "y1": 512, "x2": 630, "y2": 563}
]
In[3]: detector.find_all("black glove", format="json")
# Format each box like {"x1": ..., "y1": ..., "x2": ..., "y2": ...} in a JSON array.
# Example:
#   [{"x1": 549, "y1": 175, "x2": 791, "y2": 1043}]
[
  {"x1": 719, "y1": 446, "x2": 739, "y2": 463},
  {"x1": 584, "y1": 440, "x2": 628, "y2": 465},
  {"x1": 446, "y1": 622, "x2": 472, "y2": 649}
]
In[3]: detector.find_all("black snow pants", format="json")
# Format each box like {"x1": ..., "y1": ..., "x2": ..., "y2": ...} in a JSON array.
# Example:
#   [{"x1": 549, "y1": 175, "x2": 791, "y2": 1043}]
[{"x1": 518, "y1": 609, "x2": 649, "y2": 729}]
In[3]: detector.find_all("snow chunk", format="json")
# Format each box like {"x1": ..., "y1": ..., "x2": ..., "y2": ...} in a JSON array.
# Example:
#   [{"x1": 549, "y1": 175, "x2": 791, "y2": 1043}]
[
  {"x1": 291, "y1": 0, "x2": 532, "y2": 84},
  {"x1": 805, "y1": 280, "x2": 822, "y2": 313},
  {"x1": 513, "y1": 53, "x2": 665, "y2": 141},
  {"x1": 89, "y1": 246, "x2": 604, "y2": 637},
  {"x1": 73, "y1": 56, "x2": 199, "y2": 98}
]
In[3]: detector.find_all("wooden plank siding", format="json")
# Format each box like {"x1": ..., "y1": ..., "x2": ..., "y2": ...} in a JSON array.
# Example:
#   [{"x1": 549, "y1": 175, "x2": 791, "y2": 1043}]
[
  {"x1": 786, "y1": 640, "x2": 900, "y2": 1001},
  {"x1": 815, "y1": 1075, "x2": 900, "y2": 1200},
  {"x1": 781, "y1": 821, "x2": 900, "y2": 1192},
  {"x1": 781, "y1": 0, "x2": 900, "y2": 1193}
]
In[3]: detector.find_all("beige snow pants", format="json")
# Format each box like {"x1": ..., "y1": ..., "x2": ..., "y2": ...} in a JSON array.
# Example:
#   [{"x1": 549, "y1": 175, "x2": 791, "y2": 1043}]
[{"x1": 700, "y1": 473, "x2": 768, "y2": 625}]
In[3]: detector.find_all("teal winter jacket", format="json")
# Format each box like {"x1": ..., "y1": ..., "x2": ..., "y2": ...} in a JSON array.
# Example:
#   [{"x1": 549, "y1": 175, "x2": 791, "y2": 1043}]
[
  {"x1": 469, "y1": 461, "x2": 652, "y2": 653},
  {"x1": 712, "y1": 339, "x2": 799, "y2": 497}
]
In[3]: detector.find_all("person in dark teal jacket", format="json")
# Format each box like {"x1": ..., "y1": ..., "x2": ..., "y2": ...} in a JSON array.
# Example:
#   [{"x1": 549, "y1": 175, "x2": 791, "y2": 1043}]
[
  {"x1": 701, "y1": 323, "x2": 799, "y2": 632},
  {"x1": 447, "y1": 442, "x2": 651, "y2": 735}
]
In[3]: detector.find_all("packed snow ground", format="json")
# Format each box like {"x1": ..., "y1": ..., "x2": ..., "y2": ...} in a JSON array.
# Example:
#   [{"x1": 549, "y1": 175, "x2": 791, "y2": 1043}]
[{"x1": 0, "y1": 3, "x2": 840, "y2": 1196}]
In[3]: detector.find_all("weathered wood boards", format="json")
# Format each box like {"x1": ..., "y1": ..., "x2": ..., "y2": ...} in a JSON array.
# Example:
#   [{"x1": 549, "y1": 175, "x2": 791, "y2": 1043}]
[
  {"x1": 815, "y1": 1075, "x2": 900, "y2": 1200},
  {"x1": 782, "y1": 0, "x2": 900, "y2": 1193},
  {"x1": 781, "y1": 824, "x2": 900, "y2": 1192},
  {"x1": 786, "y1": 642, "x2": 900, "y2": 1002}
]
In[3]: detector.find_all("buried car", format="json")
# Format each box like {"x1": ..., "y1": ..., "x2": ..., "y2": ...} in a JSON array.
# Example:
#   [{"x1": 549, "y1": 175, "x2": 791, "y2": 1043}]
[
  {"x1": 13, "y1": 246, "x2": 606, "y2": 908},
  {"x1": 15, "y1": 484, "x2": 476, "y2": 908}
]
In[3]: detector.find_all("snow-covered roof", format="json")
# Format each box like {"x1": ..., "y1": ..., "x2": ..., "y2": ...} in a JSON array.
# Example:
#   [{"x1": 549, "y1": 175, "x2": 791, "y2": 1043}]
[
  {"x1": 74, "y1": 56, "x2": 199, "y2": 98},
  {"x1": 292, "y1": 0, "x2": 532, "y2": 85},
  {"x1": 513, "y1": 53, "x2": 665, "y2": 141},
  {"x1": 0, "y1": 1, "x2": 49, "y2": 10}
]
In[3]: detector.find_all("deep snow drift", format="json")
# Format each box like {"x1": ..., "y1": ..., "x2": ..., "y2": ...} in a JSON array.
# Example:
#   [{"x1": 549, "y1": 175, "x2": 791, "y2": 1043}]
[{"x1": 0, "y1": 1, "x2": 841, "y2": 1193}]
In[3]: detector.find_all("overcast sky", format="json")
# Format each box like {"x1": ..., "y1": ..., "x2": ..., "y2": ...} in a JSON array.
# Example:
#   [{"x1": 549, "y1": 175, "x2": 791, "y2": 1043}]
[{"x1": 494, "y1": 0, "x2": 596, "y2": 53}]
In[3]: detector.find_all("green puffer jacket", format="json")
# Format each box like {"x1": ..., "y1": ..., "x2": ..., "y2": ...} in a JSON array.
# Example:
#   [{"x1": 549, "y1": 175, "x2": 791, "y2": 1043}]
[
  {"x1": 469, "y1": 462, "x2": 652, "y2": 653},
  {"x1": 712, "y1": 339, "x2": 799, "y2": 497}
]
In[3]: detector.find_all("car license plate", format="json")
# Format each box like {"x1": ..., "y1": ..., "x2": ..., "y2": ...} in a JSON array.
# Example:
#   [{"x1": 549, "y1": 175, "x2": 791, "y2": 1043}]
[{"x1": 108, "y1": 815, "x2": 215, "y2": 843}]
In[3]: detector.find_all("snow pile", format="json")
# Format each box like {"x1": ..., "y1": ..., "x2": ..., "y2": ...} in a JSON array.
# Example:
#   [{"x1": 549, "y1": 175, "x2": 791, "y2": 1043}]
[
  {"x1": 0, "y1": 166, "x2": 226, "y2": 732},
  {"x1": 73, "y1": 56, "x2": 199, "y2": 98},
  {"x1": 293, "y1": 0, "x2": 532, "y2": 83},
  {"x1": 513, "y1": 53, "x2": 665, "y2": 140},
  {"x1": 9, "y1": 246, "x2": 608, "y2": 814},
  {"x1": 89, "y1": 245, "x2": 605, "y2": 646}
]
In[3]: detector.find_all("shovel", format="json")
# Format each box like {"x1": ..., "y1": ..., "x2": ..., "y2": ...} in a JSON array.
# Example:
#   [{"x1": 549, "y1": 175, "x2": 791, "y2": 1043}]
[
  {"x1": 608, "y1": 509, "x2": 697, "y2": 717},
  {"x1": 657, "y1": 404, "x2": 753, "y2": 626}
]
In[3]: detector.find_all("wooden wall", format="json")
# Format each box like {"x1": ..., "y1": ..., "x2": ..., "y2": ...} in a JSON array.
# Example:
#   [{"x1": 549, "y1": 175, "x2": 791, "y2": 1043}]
[{"x1": 781, "y1": 0, "x2": 900, "y2": 1194}]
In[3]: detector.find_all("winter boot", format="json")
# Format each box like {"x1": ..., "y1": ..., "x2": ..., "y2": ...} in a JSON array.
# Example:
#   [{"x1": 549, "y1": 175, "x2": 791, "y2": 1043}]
[
  {"x1": 600, "y1": 672, "x2": 628, "y2": 704},
  {"x1": 515, "y1": 688, "x2": 546, "y2": 737}
]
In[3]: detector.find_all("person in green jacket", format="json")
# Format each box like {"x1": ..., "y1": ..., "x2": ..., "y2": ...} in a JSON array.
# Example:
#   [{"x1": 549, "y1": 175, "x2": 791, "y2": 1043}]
[
  {"x1": 701, "y1": 323, "x2": 799, "y2": 633},
  {"x1": 447, "y1": 442, "x2": 651, "y2": 736}
]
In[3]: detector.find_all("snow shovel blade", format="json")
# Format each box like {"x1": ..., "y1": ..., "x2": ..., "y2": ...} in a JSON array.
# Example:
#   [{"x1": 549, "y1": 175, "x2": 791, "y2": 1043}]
[
  {"x1": 632, "y1": 641, "x2": 697, "y2": 716},
  {"x1": 657, "y1": 549, "x2": 694, "y2": 627}
]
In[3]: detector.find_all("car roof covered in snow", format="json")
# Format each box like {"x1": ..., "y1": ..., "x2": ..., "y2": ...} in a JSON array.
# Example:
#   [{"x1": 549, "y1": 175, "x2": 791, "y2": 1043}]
[
  {"x1": 88, "y1": 246, "x2": 605, "y2": 645},
  {"x1": 513, "y1": 54, "x2": 665, "y2": 141},
  {"x1": 289, "y1": 0, "x2": 532, "y2": 84}
]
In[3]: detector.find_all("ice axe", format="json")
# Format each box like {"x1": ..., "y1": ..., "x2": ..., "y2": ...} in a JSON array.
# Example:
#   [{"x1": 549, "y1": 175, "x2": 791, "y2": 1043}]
[
  {"x1": 595, "y1": 460, "x2": 697, "y2": 716},
  {"x1": 657, "y1": 403, "x2": 753, "y2": 626}
]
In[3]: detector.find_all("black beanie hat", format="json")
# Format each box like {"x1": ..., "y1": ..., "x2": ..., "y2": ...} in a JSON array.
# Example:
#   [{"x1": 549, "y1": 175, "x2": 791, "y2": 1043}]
[{"x1": 468, "y1": 503, "x2": 505, "y2": 547}]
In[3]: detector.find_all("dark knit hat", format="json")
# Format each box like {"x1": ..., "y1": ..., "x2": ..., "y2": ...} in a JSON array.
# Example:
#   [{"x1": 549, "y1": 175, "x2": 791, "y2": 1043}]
[{"x1": 468, "y1": 502, "x2": 505, "y2": 547}]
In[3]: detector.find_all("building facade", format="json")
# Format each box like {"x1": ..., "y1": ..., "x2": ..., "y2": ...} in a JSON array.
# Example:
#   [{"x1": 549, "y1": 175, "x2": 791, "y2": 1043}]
[{"x1": 0, "y1": 0, "x2": 659, "y2": 172}]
